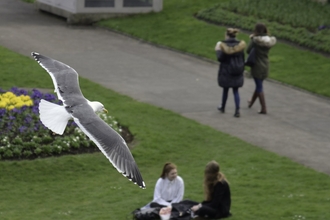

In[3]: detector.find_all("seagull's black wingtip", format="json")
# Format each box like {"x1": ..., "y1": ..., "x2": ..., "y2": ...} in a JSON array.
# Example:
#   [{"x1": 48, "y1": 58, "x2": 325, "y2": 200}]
[{"x1": 31, "y1": 52, "x2": 42, "y2": 63}]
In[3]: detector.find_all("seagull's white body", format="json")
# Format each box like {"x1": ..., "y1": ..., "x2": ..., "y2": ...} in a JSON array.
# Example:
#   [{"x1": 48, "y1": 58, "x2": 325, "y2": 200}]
[
  {"x1": 31, "y1": 52, "x2": 145, "y2": 189},
  {"x1": 39, "y1": 99, "x2": 106, "y2": 135}
]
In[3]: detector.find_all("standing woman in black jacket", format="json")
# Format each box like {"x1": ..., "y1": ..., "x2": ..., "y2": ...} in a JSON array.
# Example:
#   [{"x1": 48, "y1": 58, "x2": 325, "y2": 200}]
[
  {"x1": 191, "y1": 160, "x2": 231, "y2": 219},
  {"x1": 215, "y1": 28, "x2": 246, "y2": 117}
]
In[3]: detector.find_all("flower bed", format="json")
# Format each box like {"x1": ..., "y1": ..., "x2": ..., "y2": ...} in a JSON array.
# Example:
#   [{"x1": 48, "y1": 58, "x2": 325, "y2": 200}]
[{"x1": 0, "y1": 87, "x2": 131, "y2": 160}]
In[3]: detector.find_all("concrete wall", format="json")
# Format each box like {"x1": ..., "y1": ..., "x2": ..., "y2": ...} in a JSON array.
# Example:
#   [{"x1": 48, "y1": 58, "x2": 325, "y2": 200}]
[{"x1": 36, "y1": 0, "x2": 163, "y2": 24}]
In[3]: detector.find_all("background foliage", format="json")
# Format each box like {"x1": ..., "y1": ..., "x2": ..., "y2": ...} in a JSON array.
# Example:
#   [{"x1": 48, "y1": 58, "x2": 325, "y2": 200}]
[{"x1": 196, "y1": 2, "x2": 330, "y2": 53}]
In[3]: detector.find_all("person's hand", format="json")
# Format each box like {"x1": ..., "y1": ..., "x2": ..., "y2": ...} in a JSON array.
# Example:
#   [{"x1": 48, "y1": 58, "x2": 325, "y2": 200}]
[
  {"x1": 191, "y1": 204, "x2": 202, "y2": 212},
  {"x1": 215, "y1": 41, "x2": 221, "y2": 51}
]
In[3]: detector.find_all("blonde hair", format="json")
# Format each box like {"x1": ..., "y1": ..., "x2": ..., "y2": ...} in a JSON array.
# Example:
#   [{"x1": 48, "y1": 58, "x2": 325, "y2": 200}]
[
  {"x1": 226, "y1": 28, "x2": 239, "y2": 38},
  {"x1": 203, "y1": 160, "x2": 228, "y2": 201}
]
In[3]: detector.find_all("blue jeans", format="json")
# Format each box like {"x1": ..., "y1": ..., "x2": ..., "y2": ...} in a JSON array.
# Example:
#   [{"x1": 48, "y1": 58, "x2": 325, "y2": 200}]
[{"x1": 253, "y1": 77, "x2": 264, "y2": 93}]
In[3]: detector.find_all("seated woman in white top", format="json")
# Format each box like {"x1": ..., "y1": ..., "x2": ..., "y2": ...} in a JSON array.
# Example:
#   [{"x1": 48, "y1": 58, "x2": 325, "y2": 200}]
[{"x1": 146, "y1": 162, "x2": 184, "y2": 208}]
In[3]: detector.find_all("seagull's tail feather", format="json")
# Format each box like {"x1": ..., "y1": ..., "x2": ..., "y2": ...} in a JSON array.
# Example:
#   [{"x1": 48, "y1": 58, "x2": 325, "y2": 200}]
[{"x1": 39, "y1": 99, "x2": 71, "y2": 135}]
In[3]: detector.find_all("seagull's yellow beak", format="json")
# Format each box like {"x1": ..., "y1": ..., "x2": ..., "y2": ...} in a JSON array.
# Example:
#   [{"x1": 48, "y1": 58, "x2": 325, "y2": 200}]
[{"x1": 103, "y1": 108, "x2": 108, "y2": 114}]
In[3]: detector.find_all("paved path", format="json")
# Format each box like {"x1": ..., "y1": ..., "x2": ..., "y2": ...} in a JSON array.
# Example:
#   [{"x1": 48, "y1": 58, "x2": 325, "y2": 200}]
[{"x1": 1, "y1": 0, "x2": 330, "y2": 175}]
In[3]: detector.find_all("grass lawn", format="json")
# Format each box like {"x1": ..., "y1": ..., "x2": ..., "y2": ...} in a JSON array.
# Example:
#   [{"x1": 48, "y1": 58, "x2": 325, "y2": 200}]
[
  {"x1": 98, "y1": 0, "x2": 330, "y2": 98},
  {"x1": 1, "y1": 43, "x2": 330, "y2": 220}
]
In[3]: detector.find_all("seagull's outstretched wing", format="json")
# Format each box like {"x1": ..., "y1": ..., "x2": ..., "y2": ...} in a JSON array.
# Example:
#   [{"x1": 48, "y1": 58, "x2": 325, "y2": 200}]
[
  {"x1": 31, "y1": 52, "x2": 86, "y2": 107},
  {"x1": 31, "y1": 52, "x2": 145, "y2": 189},
  {"x1": 72, "y1": 103, "x2": 145, "y2": 188}
]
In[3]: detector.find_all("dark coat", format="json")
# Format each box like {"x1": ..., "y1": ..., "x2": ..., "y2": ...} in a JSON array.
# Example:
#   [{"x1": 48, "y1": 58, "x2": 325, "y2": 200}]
[
  {"x1": 216, "y1": 38, "x2": 246, "y2": 88},
  {"x1": 246, "y1": 35, "x2": 276, "y2": 80},
  {"x1": 201, "y1": 181, "x2": 231, "y2": 218}
]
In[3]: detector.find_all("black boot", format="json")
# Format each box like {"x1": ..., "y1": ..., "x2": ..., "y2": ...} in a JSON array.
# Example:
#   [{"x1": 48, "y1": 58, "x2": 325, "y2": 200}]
[
  {"x1": 217, "y1": 106, "x2": 225, "y2": 113},
  {"x1": 234, "y1": 108, "x2": 240, "y2": 117}
]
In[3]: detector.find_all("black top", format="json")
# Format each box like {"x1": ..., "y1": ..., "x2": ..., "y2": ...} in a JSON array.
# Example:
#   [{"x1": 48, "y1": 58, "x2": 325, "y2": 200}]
[{"x1": 202, "y1": 180, "x2": 231, "y2": 218}]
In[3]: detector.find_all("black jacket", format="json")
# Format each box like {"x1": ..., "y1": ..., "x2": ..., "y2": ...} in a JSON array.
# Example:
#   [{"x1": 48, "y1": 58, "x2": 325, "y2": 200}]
[
  {"x1": 216, "y1": 38, "x2": 246, "y2": 88},
  {"x1": 202, "y1": 181, "x2": 231, "y2": 218}
]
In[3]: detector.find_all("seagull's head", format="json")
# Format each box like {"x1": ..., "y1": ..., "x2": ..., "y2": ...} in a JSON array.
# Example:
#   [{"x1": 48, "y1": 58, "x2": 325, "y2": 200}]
[{"x1": 89, "y1": 101, "x2": 108, "y2": 114}]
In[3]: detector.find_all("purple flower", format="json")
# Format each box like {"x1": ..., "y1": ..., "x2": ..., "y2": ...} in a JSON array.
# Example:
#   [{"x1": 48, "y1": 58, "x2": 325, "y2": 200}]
[
  {"x1": 24, "y1": 116, "x2": 32, "y2": 124},
  {"x1": 19, "y1": 126, "x2": 27, "y2": 133},
  {"x1": 0, "y1": 109, "x2": 6, "y2": 117},
  {"x1": 9, "y1": 115, "x2": 16, "y2": 120},
  {"x1": 10, "y1": 87, "x2": 20, "y2": 95},
  {"x1": 31, "y1": 89, "x2": 43, "y2": 99},
  {"x1": 19, "y1": 89, "x2": 28, "y2": 95},
  {"x1": 70, "y1": 121, "x2": 77, "y2": 127},
  {"x1": 318, "y1": 25, "x2": 328, "y2": 31},
  {"x1": 32, "y1": 106, "x2": 39, "y2": 115},
  {"x1": 43, "y1": 93, "x2": 56, "y2": 101},
  {"x1": 12, "y1": 108, "x2": 22, "y2": 114}
]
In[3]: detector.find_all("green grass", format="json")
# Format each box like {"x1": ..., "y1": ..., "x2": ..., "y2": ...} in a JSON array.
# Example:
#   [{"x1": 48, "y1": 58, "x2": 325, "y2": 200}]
[
  {"x1": 1, "y1": 45, "x2": 330, "y2": 219},
  {"x1": 21, "y1": 0, "x2": 35, "y2": 3},
  {"x1": 97, "y1": 0, "x2": 330, "y2": 97}
]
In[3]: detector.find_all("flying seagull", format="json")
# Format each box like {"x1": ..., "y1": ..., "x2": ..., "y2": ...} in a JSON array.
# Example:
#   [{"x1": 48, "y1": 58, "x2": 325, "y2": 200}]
[{"x1": 31, "y1": 52, "x2": 145, "y2": 189}]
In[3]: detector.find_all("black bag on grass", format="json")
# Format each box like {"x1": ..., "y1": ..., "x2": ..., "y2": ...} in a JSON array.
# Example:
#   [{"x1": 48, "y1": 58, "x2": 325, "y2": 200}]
[{"x1": 132, "y1": 207, "x2": 160, "y2": 220}]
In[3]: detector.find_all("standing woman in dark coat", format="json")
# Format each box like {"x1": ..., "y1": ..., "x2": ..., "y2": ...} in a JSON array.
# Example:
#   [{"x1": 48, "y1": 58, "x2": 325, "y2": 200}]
[
  {"x1": 246, "y1": 23, "x2": 276, "y2": 114},
  {"x1": 215, "y1": 28, "x2": 246, "y2": 117},
  {"x1": 191, "y1": 160, "x2": 231, "y2": 219}
]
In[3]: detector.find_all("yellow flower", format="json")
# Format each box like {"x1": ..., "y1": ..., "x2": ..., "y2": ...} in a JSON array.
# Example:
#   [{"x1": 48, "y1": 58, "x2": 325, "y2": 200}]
[
  {"x1": 15, "y1": 101, "x2": 25, "y2": 108},
  {"x1": 7, "y1": 105, "x2": 15, "y2": 111},
  {"x1": 0, "y1": 92, "x2": 34, "y2": 110},
  {"x1": 0, "y1": 98, "x2": 10, "y2": 106},
  {"x1": 24, "y1": 100, "x2": 33, "y2": 106},
  {"x1": 0, "y1": 92, "x2": 33, "y2": 110},
  {"x1": 20, "y1": 95, "x2": 32, "y2": 102},
  {"x1": 10, "y1": 97, "x2": 21, "y2": 105},
  {"x1": 2, "y1": 92, "x2": 15, "y2": 99},
  {"x1": 0, "y1": 101, "x2": 7, "y2": 108}
]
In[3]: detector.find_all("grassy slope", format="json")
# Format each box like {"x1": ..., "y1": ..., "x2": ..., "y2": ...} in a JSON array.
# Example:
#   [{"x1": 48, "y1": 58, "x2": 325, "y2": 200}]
[
  {"x1": 98, "y1": 0, "x2": 330, "y2": 97},
  {"x1": 1, "y1": 45, "x2": 330, "y2": 219}
]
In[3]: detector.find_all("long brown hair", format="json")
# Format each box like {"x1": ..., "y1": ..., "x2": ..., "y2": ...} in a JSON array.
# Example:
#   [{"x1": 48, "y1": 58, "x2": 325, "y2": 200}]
[
  {"x1": 253, "y1": 23, "x2": 268, "y2": 36},
  {"x1": 160, "y1": 162, "x2": 177, "y2": 179},
  {"x1": 203, "y1": 160, "x2": 228, "y2": 201}
]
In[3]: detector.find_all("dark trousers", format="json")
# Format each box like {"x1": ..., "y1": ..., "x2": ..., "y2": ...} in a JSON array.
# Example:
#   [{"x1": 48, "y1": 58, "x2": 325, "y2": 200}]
[
  {"x1": 221, "y1": 87, "x2": 240, "y2": 110},
  {"x1": 195, "y1": 205, "x2": 218, "y2": 219}
]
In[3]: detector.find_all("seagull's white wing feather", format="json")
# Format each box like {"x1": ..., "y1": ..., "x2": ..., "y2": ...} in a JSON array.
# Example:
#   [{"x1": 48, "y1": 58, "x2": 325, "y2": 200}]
[{"x1": 39, "y1": 99, "x2": 71, "y2": 135}]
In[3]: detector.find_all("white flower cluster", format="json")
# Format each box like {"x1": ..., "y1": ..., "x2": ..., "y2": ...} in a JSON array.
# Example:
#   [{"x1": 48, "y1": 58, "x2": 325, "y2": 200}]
[{"x1": 1, "y1": 136, "x2": 10, "y2": 148}]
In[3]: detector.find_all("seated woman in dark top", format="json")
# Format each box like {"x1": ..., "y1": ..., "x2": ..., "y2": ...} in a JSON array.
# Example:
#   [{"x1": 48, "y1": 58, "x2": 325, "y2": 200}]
[{"x1": 191, "y1": 160, "x2": 231, "y2": 219}]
